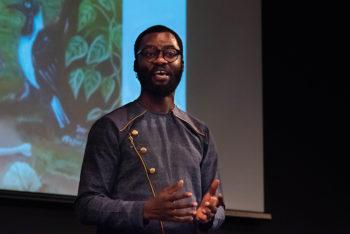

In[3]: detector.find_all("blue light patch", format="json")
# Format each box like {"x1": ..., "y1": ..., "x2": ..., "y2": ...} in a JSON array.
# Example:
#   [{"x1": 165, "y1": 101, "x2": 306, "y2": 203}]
[{"x1": 122, "y1": 0, "x2": 186, "y2": 110}]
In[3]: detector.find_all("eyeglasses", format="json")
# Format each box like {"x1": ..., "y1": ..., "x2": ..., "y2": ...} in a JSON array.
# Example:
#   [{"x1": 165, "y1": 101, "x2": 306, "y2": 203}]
[{"x1": 137, "y1": 46, "x2": 181, "y2": 63}]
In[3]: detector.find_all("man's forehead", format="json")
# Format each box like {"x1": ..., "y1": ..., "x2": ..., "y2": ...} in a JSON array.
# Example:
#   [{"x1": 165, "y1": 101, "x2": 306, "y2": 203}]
[{"x1": 139, "y1": 32, "x2": 179, "y2": 49}]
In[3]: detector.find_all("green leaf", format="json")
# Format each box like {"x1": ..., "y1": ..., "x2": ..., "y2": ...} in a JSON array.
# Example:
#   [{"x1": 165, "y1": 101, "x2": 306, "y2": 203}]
[
  {"x1": 86, "y1": 107, "x2": 103, "y2": 121},
  {"x1": 65, "y1": 36, "x2": 88, "y2": 67},
  {"x1": 68, "y1": 68, "x2": 85, "y2": 99},
  {"x1": 98, "y1": 0, "x2": 113, "y2": 12},
  {"x1": 109, "y1": 21, "x2": 122, "y2": 49},
  {"x1": 86, "y1": 35, "x2": 110, "y2": 64},
  {"x1": 84, "y1": 69, "x2": 102, "y2": 101},
  {"x1": 38, "y1": 1, "x2": 63, "y2": 25},
  {"x1": 78, "y1": 2, "x2": 96, "y2": 32},
  {"x1": 104, "y1": 99, "x2": 120, "y2": 113},
  {"x1": 110, "y1": 99, "x2": 119, "y2": 110},
  {"x1": 0, "y1": 14, "x2": 24, "y2": 31},
  {"x1": 100, "y1": 76, "x2": 115, "y2": 103}
]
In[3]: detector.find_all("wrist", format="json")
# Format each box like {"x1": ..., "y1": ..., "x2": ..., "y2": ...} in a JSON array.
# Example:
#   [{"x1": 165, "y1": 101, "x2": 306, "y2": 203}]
[
  {"x1": 197, "y1": 218, "x2": 214, "y2": 231},
  {"x1": 143, "y1": 199, "x2": 155, "y2": 220}
]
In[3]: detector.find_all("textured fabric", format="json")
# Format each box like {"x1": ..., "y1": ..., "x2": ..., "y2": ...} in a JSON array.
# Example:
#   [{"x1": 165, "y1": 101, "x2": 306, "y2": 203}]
[{"x1": 75, "y1": 100, "x2": 225, "y2": 234}]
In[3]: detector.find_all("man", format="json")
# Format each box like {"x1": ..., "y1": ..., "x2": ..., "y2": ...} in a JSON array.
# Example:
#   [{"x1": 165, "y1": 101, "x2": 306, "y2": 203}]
[{"x1": 75, "y1": 25, "x2": 225, "y2": 234}]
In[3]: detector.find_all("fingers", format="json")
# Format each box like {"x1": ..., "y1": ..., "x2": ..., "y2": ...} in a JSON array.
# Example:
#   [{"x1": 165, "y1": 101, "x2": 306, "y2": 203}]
[
  {"x1": 206, "y1": 202, "x2": 218, "y2": 214},
  {"x1": 207, "y1": 196, "x2": 218, "y2": 207},
  {"x1": 195, "y1": 207, "x2": 208, "y2": 222},
  {"x1": 172, "y1": 200, "x2": 198, "y2": 210},
  {"x1": 206, "y1": 210, "x2": 215, "y2": 220},
  {"x1": 195, "y1": 194, "x2": 221, "y2": 223},
  {"x1": 171, "y1": 207, "x2": 196, "y2": 217},
  {"x1": 147, "y1": 180, "x2": 199, "y2": 223},
  {"x1": 209, "y1": 196, "x2": 218, "y2": 207},
  {"x1": 196, "y1": 206, "x2": 214, "y2": 223},
  {"x1": 205, "y1": 195, "x2": 220, "y2": 213},
  {"x1": 162, "y1": 180, "x2": 193, "y2": 202},
  {"x1": 167, "y1": 204, "x2": 197, "y2": 223},
  {"x1": 168, "y1": 190, "x2": 192, "y2": 202},
  {"x1": 209, "y1": 179, "x2": 220, "y2": 196},
  {"x1": 164, "y1": 179, "x2": 184, "y2": 194},
  {"x1": 169, "y1": 215, "x2": 195, "y2": 223}
]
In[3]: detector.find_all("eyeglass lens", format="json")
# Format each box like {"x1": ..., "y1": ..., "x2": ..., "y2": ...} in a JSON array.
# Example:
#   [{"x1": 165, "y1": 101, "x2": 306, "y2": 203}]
[{"x1": 140, "y1": 47, "x2": 179, "y2": 62}]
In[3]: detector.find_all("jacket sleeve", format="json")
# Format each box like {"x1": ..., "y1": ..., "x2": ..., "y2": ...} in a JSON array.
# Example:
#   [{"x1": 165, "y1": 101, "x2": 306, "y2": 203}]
[
  {"x1": 74, "y1": 117, "x2": 145, "y2": 230},
  {"x1": 198, "y1": 127, "x2": 225, "y2": 231}
]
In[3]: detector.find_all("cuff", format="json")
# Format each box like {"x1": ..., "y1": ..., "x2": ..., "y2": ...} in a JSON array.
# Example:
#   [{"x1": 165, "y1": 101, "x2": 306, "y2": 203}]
[
  {"x1": 197, "y1": 219, "x2": 214, "y2": 231},
  {"x1": 128, "y1": 200, "x2": 147, "y2": 229}
]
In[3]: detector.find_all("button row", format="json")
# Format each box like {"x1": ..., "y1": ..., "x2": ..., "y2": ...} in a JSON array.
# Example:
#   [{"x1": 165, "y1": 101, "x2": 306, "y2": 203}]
[
  {"x1": 148, "y1": 168, "x2": 156, "y2": 174},
  {"x1": 130, "y1": 129, "x2": 155, "y2": 174},
  {"x1": 139, "y1": 147, "x2": 147, "y2": 154},
  {"x1": 131, "y1": 129, "x2": 139, "y2": 137}
]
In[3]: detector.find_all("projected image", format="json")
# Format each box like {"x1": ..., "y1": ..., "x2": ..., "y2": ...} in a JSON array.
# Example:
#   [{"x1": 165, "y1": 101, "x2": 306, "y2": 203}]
[
  {"x1": 0, "y1": 0, "x2": 186, "y2": 196},
  {"x1": 0, "y1": 0, "x2": 122, "y2": 195}
]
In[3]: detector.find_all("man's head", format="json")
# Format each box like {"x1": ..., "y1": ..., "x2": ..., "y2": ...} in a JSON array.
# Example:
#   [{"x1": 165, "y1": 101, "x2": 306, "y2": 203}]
[{"x1": 134, "y1": 25, "x2": 184, "y2": 97}]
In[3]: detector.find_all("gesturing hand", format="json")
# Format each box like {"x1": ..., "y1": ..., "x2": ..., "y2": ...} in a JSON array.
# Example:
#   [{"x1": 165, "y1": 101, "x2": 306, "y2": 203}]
[
  {"x1": 144, "y1": 180, "x2": 198, "y2": 223},
  {"x1": 196, "y1": 179, "x2": 223, "y2": 223}
]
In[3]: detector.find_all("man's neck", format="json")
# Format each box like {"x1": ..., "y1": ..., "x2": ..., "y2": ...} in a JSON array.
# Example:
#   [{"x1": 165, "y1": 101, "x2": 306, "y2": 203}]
[{"x1": 138, "y1": 90, "x2": 175, "y2": 113}]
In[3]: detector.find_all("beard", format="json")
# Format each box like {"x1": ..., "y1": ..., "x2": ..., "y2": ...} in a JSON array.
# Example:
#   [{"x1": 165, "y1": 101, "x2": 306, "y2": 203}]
[{"x1": 136, "y1": 64, "x2": 183, "y2": 97}]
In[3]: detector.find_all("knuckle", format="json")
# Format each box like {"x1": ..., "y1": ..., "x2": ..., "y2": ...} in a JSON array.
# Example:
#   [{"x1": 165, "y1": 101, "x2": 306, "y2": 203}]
[
  {"x1": 167, "y1": 209, "x2": 175, "y2": 216},
  {"x1": 165, "y1": 201, "x2": 173, "y2": 209}
]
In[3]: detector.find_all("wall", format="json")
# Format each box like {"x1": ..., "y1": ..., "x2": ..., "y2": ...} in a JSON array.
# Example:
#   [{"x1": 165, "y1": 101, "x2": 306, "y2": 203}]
[
  {"x1": 187, "y1": 0, "x2": 264, "y2": 212},
  {"x1": 0, "y1": 1, "x2": 349, "y2": 234}
]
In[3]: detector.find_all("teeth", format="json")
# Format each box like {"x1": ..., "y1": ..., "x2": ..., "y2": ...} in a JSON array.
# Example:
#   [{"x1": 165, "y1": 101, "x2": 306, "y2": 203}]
[{"x1": 155, "y1": 70, "x2": 167, "y2": 75}]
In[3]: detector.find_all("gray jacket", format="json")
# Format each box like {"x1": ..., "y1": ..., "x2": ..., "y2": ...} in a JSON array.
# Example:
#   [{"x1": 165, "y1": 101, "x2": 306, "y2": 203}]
[{"x1": 75, "y1": 100, "x2": 225, "y2": 234}]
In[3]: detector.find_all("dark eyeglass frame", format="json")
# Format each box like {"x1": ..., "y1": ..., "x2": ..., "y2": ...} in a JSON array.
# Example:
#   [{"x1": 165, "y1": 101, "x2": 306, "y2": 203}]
[{"x1": 136, "y1": 46, "x2": 181, "y2": 63}]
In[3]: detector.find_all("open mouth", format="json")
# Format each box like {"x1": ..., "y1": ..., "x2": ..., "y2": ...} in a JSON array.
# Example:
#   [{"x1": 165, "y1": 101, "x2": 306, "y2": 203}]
[{"x1": 153, "y1": 69, "x2": 170, "y2": 81}]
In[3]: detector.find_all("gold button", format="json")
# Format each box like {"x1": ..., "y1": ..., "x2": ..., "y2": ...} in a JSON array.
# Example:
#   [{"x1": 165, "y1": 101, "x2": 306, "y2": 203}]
[
  {"x1": 131, "y1": 129, "x2": 139, "y2": 137},
  {"x1": 149, "y1": 168, "x2": 156, "y2": 174},
  {"x1": 139, "y1": 147, "x2": 147, "y2": 155}
]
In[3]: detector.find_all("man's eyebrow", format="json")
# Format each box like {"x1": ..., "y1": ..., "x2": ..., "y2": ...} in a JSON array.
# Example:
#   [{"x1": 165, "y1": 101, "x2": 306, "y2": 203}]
[
  {"x1": 162, "y1": 45, "x2": 179, "y2": 49},
  {"x1": 142, "y1": 44, "x2": 179, "y2": 49}
]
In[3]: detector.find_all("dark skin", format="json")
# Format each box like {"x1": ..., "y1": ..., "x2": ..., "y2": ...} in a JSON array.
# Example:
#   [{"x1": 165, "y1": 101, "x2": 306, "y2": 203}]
[
  {"x1": 196, "y1": 179, "x2": 224, "y2": 222},
  {"x1": 143, "y1": 179, "x2": 197, "y2": 222},
  {"x1": 135, "y1": 32, "x2": 181, "y2": 113},
  {"x1": 135, "y1": 32, "x2": 223, "y2": 223}
]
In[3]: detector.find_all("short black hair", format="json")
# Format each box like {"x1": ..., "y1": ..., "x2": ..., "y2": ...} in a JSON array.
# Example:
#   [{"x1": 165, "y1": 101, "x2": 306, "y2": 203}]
[{"x1": 134, "y1": 25, "x2": 183, "y2": 59}]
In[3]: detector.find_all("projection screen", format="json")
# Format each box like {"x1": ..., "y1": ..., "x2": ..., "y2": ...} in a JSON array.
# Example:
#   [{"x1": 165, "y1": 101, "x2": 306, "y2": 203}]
[
  {"x1": 0, "y1": 0, "x2": 185, "y2": 195},
  {"x1": 0, "y1": 0, "x2": 264, "y2": 214},
  {"x1": 187, "y1": 0, "x2": 264, "y2": 213}
]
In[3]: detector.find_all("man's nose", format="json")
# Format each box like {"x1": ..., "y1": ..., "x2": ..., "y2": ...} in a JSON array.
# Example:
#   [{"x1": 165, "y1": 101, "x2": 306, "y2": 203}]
[{"x1": 152, "y1": 51, "x2": 168, "y2": 64}]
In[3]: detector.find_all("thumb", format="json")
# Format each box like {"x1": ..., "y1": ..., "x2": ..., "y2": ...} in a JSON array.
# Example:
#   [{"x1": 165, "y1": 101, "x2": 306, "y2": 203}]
[{"x1": 209, "y1": 179, "x2": 220, "y2": 196}]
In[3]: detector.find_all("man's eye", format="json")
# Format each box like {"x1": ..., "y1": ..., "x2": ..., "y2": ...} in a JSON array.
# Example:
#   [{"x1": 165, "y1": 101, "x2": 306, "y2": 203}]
[
  {"x1": 142, "y1": 50, "x2": 157, "y2": 57},
  {"x1": 164, "y1": 49, "x2": 178, "y2": 57}
]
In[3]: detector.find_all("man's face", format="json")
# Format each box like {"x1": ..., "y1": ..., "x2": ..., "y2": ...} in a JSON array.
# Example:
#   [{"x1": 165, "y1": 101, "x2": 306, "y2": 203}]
[{"x1": 134, "y1": 32, "x2": 183, "y2": 97}]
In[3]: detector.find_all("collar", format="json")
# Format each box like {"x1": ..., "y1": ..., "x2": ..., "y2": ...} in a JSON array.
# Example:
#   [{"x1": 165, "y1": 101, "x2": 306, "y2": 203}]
[{"x1": 110, "y1": 100, "x2": 205, "y2": 137}]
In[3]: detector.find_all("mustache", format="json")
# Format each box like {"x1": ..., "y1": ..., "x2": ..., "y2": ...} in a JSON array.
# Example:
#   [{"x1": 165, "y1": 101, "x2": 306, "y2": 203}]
[{"x1": 151, "y1": 66, "x2": 173, "y2": 75}]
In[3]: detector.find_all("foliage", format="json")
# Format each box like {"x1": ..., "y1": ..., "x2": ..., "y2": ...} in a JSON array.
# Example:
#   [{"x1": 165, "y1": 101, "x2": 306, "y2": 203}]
[
  {"x1": 36, "y1": 0, "x2": 64, "y2": 24},
  {"x1": 65, "y1": 0, "x2": 122, "y2": 121},
  {"x1": 65, "y1": 36, "x2": 89, "y2": 67},
  {"x1": 0, "y1": 0, "x2": 26, "y2": 96},
  {"x1": 0, "y1": 0, "x2": 122, "y2": 120},
  {"x1": 0, "y1": 0, "x2": 122, "y2": 195},
  {"x1": 0, "y1": 0, "x2": 64, "y2": 98},
  {"x1": 32, "y1": 138, "x2": 82, "y2": 179}
]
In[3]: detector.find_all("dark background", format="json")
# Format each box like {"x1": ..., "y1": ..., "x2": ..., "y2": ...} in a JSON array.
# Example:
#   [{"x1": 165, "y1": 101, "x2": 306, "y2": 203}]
[{"x1": 0, "y1": 1, "x2": 348, "y2": 233}]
